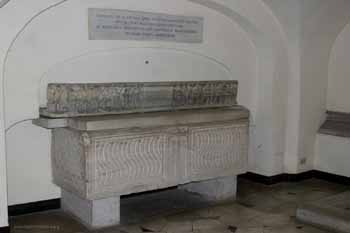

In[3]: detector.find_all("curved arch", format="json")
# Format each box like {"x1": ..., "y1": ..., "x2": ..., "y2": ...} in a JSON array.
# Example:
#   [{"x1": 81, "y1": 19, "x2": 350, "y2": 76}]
[
  {"x1": 297, "y1": 2, "x2": 350, "y2": 173},
  {"x1": 1, "y1": 0, "x2": 68, "y2": 128},
  {"x1": 191, "y1": 0, "x2": 290, "y2": 175},
  {"x1": 0, "y1": 0, "x2": 10, "y2": 8},
  {"x1": 1, "y1": 0, "x2": 291, "y2": 204},
  {"x1": 2, "y1": 0, "x2": 257, "y2": 127}
]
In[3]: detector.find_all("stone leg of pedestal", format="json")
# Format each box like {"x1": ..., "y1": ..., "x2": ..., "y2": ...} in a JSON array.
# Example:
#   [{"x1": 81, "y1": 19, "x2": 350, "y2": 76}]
[
  {"x1": 61, "y1": 190, "x2": 120, "y2": 229},
  {"x1": 180, "y1": 176, "x2": 237, "y2": 202}
]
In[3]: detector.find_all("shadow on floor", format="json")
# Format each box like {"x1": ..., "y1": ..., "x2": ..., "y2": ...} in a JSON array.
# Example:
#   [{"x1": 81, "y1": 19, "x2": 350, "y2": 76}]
[{"x1": 10, "y1": 178, "x2": 349, "y2": 233}]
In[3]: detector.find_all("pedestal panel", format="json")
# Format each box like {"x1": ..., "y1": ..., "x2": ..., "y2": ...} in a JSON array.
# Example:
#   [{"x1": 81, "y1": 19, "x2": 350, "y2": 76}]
[
  {"x1": 86, "y1": 131, "x2": 178, "y2": 199},
  {"x1": 187, "y1": 123, "x2": 248, "y2": 181}
]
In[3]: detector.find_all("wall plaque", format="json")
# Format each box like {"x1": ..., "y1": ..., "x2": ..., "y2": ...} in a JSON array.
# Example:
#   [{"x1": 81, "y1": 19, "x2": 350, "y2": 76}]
[{"x1": 88, "y1": 8, "x2": 203, "y2": 43}]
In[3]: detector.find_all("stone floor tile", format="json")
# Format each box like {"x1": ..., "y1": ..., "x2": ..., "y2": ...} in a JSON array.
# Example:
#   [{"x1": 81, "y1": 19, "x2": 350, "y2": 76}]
[
  {"x1": 10, "y1": 178, "x2": 345, "y2": 233},
  {"x1": 165, "y1": 210, "x2": 201, "y2": 222},
  {"x1": 235, "y1": 227, "x2": 264, "y2": 233},
  {"x1": 193, "y1": 228, "x2": 233, "y2": 233},
  {"x1": 218, "y1": 212, "x2": 262, "y2": 229},
  {"x1": 263, "y1": 223, "x2": 331, "y2": 233},
  {"x1": 296, "y1": 191, "x2": 350, "y2": 233},
  {"x1": 139, "y1": 217, "x2": 168, "y2": 232},
  {"x1": 271, "y1": 188, "x2": 336, "y2": 204},
  {"x1": 117, "y1": 224, "x2": 143, "y2": 233},
  {"x1": 162, "y1": 220, "x2": 193, "y2": 233},
  {"x1": 10, "y1": 210, "x2": 87, "y2": 233},
  {"x1": 194, "y1": 203, "x2": 263, "y2": 228},
  {"x1": 269, "y1": 179, "x2": 348, "y2": 204},
  {"x1": 236, "y1": 192, "x2": 287, "y2": 213},
  {"x1": 267, "y1": 201, "x2": 298, "y2": 216},
  {"x1": 252, "y1": 213, "x2": 293, "y2": 228},
  {"x1": 297, "y1": 179, "x2": 348, "y2": 192},
  {"x1": 192, "y1": 219, "x2": 225, "y2": 230},
  {"x1": 237, "y1": 180, "x2": 272, "y2": 197}
]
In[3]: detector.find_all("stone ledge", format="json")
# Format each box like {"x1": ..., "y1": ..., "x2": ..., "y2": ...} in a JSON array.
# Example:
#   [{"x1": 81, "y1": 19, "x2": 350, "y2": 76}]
[{"x1": 34, "y1": 106, "x2": 249, "y2": 131}]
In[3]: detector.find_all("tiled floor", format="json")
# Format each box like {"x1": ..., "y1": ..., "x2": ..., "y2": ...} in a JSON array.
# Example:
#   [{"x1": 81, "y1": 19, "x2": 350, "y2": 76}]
[{"x1": 10, "y1": 178, "x2": 349, "y2": 233}]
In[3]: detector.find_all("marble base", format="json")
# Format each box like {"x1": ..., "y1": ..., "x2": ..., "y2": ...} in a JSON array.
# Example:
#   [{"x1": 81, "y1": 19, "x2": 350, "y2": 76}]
[
  {"x1": 61, "y1": 190, "x2": 120, "y2": 229},
  {"x1": 180, "y1": 176, "x2": 237, "y2": 202},
  {"x1": 296, "y1": 191, "x2": 350, "y2": 233}
]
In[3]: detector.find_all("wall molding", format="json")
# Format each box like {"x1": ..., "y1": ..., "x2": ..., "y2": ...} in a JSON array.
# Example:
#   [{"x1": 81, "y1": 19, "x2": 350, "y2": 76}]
[
  {"x1": 0, "y1": 226, "x2": 10, "y2": 233},
  {"x1": 8, "y1": 198, "x2": 60, "y2": 217},
  {"x1": 312, "y1": 170, "x2": 350, "y2": 185},
  {"x1": 239, "y1": 170, "x2": 350, "y2": 186}
]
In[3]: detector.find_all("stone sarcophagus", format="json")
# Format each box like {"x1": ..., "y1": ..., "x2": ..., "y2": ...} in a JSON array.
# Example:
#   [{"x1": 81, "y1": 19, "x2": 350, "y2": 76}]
[{"x1": 34, "y1": 81, "x2": 249, "y2": 229}]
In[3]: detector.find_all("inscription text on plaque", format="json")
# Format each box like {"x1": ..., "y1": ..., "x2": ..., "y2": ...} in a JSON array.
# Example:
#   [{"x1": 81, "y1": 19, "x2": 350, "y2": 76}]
[{"x1": 88, "y1": 8, "x2": 204, "y2": 43}]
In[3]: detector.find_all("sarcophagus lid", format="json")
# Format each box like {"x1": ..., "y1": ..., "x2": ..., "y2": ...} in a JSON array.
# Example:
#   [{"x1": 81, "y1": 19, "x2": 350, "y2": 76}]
[{"x1": 40, "y1": 81, "x2": 238, "y2": 118}]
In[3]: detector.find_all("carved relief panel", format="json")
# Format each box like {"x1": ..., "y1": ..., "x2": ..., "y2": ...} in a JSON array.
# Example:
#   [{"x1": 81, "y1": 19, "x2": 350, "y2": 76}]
[
  {"x1": 50, "y1": 113, "x2": 249, "y2": 200},
  {"x1": 86, "y1": 130, "x2": 178, "y2": 199},
  {"x1": 187, "y1": 123, "x2": 248, "y2": 181},
  {"x1": 43, "y1": 81, "x2": 238, "y2": 118},
  {"x1": 52, "y1": 105, "x2": 249, "y2": 200}
]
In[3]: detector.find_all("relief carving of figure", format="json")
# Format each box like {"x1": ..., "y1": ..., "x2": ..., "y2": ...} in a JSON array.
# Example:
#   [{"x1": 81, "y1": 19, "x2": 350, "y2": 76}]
[
  {"x1": 131, "y1": 85, "x2": 142, "y2": 109},
  {"x1": 68, "y1": 86, "x2": 81, "y2": 113},
  {"x1": 173, "y1": 84, "x2": 186, "y2": 107},
  {"x1": 121, "y1": 87, "x2": 129, "y2": 109},
  {"x1": 112, "y1": 86, "x2": 122, "y2": 110},
  {"x1": 191, "y1": 83, "x2": 203, "y2": 105},
  {"x1": 48, "y1": 85, "x2": 67, "y2": 113},
  {"x1": 99, "y1": 86, "x2": 110, "y2": 112},
  {"x1": 87, "y1": 86, "x2": 98, "y2": 113}
]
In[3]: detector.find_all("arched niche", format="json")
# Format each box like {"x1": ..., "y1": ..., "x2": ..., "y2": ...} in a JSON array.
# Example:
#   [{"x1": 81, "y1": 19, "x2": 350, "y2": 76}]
[
  {"x1": 298, "y1": 1, "x2": 350, "y2": 173},
  {"x1": 0, "y1": 0, "x2": 9, "y2": 8},
  {"x1": 4, "y1": 0, "x2": 258, "y2": 128},
  {"x1": 191, "y1": 0, "x2": 290, "y2": 175},
  {"x1": 1, "y1": 0, "x2": 290, "y2": 204},
  {"x1": 312, "y1": 19, "x2": 350, "y2": 177}
]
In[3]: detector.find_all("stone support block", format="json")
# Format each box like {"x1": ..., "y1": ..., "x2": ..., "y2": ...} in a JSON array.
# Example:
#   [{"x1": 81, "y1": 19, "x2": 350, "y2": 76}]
[
  {"x1": 61, "y1": 190, "x2": 120, "y2": 229},
  {"x1": 179, "y1": 176, "x2": 237, "y2": 202}
]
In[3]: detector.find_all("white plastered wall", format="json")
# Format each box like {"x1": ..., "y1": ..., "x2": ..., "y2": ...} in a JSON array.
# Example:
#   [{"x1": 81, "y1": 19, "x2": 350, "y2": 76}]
[
  {"x1": 262, "y1": 0, "x2": 302, "y2": 174},
  {"x1": 327, "y1": 22, "x2": 350, "y2": 113},
  {"x1": 315, "y1": 135, "x2": 350, "y2": 177},
  {"x1": 299, "y1": 0, "x2": 350, "y2": 173}
]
